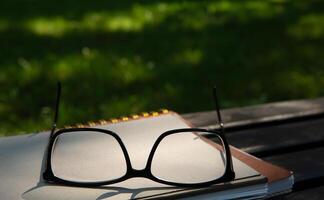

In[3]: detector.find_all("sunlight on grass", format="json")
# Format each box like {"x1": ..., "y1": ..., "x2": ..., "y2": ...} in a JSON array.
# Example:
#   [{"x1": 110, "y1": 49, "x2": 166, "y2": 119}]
[
  {"x1": 24, "y1": 2, "x2": 184, "y2": 36},
  {"x1": 208, "y1": 0, "x2": 285, "y2": 21},
  {"x1": 23, "y1": 1, "x2": 287, "y2": 37},
  {"x1": 83, "y1": 10, "x2": 154, "y2": 32},
  {"x1": 25, "y1": 17, "x2": 73, "y2": 37},
  {"x1": 287, "y1": 14, "x2": 324, "y2": 39}
]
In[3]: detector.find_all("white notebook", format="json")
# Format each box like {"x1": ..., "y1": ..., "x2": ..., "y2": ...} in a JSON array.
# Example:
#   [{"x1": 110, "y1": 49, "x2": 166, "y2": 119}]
[{"x1": 0, "y1": 112, "x2": 271, "y2": 200}]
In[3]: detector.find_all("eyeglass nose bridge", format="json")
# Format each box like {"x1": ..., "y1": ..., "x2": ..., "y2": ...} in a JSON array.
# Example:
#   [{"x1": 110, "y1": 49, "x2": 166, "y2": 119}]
[{"x1": 128, "y1": 168, "x2": 150, "y2": 178}]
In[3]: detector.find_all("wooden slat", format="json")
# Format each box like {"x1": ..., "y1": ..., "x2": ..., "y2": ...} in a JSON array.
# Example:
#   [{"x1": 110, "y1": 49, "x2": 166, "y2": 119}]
[
  {"x1": 226, "y1": 118, "x2": 324, "y2": 156},
  {"x1": 182, "y1": 97, "x2": 324, "y2": 130},
  {"x1": 284, "y1": 186, "x2": 324, "y2": 200},
  {"x1": 185, "y1": 97, "x2": 324, "y2": 197},
  {"x1": 265, "y1": 148, "x2": 324, "y2": 200},
  {"x1": 263, "y1": 147, "x2": 324, "y2": 182},
  {"x1": 206, "y1": 118, "x2": 324, "y2": 194}
]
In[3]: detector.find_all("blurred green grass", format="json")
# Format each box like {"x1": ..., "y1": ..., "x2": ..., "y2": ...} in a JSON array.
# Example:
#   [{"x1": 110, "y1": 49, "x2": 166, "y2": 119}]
[{"x1": 1, "y1": 0, "x2": 324, "y2": 136}]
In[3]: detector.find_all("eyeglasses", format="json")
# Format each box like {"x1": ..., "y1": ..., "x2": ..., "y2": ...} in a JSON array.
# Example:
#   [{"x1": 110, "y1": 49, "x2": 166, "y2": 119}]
[{"x1": 43, "y1": 83, "x2": 235, "y2": 188}]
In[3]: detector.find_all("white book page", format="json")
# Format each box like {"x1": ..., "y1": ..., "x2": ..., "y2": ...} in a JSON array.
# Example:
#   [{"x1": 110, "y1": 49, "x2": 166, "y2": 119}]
[{"x1": 0, "y1": 113, "x2": 264, "y2": 200}]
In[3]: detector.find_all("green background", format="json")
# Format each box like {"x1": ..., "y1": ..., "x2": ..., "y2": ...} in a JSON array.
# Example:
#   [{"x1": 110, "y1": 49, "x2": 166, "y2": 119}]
[{"x1": 1, "y1": 0, "x2": 324, "y2": 136}]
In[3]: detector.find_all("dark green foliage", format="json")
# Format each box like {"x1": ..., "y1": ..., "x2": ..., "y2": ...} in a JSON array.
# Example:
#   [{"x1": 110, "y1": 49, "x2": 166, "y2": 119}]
[{"x1": 1, "y1": 0, "x2": 324, "y2": 136}]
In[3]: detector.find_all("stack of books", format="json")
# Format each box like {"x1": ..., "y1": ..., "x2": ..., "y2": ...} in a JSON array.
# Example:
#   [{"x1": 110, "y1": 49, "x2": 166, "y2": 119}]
[{"x1": 0, "y1": 110, "x2": 293, "y2": 200}]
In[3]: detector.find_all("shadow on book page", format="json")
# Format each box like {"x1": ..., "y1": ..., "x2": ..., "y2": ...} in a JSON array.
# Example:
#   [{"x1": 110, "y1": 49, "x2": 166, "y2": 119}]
[{"x1": 21, "y1": 179, "x2": 191, "y2": 200}]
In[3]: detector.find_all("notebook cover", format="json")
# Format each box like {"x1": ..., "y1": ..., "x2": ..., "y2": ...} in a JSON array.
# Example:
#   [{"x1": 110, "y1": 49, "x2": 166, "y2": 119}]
[
  {"x1": 0, "y1": 110, "x2": 286, "y2": 200},
  {"x1": 179, "y1": 111, "x2": 294, "y2": 197}
]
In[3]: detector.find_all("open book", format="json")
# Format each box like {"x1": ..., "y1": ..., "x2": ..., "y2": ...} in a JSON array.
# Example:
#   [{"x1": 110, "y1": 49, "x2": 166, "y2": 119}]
[{"x1": 0, "y1": 111, "x2": 293, "y2": 200}]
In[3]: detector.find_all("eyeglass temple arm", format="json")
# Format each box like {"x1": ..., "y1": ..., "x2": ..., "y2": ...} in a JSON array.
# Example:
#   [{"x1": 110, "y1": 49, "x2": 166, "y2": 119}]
[
  {"x1": 212, "y1": 86, "x2": 224, "y2": 133},
  {"x1": 50, "y1": 82, "x2": 61, "y2": 137},
  {"x1": 213, "y1": 86, "x2": 235, "y2": 176}
]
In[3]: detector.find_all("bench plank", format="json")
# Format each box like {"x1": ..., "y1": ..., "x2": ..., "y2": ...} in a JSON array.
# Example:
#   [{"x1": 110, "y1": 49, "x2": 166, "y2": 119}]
[
  {"x1": 226, "y1": 118, "x2": 324, "y2": 156},
  {"x1": 183, "y1": 97, "x2": 324, "y2": 130},
  {"x1": 182, "y1": 97, "x2": 324, "y2": 198},
  {"x1": 264, "y1": 147, "x2": 324, "y2": 182},
  {"x1": 284, "y1": 186, "x2": 324, "y2": 200}
]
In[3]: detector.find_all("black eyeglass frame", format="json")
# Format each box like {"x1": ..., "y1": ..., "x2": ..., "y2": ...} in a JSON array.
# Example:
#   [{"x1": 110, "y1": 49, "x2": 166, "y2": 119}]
[{"x1": 43, "y1": 83, "x2": 235, "y2": 188}]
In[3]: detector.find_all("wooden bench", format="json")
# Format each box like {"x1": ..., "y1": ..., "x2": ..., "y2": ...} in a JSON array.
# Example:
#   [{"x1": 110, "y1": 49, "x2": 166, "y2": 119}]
[{"x1": 182, "y1": 97, "x2": 324, "y2": 199}]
